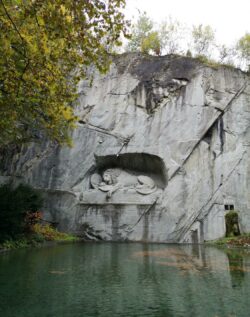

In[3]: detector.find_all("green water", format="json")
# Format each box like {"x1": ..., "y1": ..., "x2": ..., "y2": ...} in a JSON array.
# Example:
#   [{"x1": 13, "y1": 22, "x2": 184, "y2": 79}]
[{"x1": 1, "y1": 243, "x2": 250, "y2": 317}]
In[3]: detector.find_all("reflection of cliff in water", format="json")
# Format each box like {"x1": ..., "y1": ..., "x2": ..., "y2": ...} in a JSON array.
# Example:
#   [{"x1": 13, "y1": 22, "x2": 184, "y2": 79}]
[
  {"x1": 132, "y1": 245, "x2": 250, "y2": 316},
  {"x1": 227, "y1": 250, "x2": 246, "y2": 287},
  {"x1": 133, "y1": 244, "x2": 250, "y2": 275},
  {"x1": 1, "y1": 243, "x2": 250, "y2": 317}
]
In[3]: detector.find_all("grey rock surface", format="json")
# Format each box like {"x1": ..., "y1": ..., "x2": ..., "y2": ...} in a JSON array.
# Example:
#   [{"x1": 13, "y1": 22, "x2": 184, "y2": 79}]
[{"x1": 1, "y1": 53, "x2": 250, "y2": 242}]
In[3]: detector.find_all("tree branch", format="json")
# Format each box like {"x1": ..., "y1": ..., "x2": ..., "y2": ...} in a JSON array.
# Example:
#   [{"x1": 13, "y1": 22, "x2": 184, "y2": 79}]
[{"x1": 0, "y1": 0, "x2": 26, "y2": 56}]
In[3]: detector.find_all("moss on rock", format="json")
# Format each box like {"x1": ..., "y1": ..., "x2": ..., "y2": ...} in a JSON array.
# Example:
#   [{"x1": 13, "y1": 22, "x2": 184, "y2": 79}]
[{"x1": 225, "y1": 211, "x2": 240, "y2": 237}]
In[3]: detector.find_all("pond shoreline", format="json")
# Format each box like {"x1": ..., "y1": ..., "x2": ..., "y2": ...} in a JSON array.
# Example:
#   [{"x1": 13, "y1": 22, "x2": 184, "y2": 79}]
[
  {"x1": 2, "y1": 233, "x2": 250, "y2": 253},
  {"x1": 206, "y1": 234, "x2": 250, "y2": 248},
  {"x1": 0, "y1": 236, "x2": 81, "y2": 253}
]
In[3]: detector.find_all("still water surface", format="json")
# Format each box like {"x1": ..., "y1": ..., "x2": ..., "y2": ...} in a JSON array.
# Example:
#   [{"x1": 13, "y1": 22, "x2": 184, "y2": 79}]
[{"x1": 1, "y1": 242, "x2": 250, "y2": 317}]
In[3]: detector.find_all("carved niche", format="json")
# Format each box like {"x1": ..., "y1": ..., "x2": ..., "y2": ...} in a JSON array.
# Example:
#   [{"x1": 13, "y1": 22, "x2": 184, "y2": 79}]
[{"x1": 87, "y1": 153, "x2": 167, "y2": 200}]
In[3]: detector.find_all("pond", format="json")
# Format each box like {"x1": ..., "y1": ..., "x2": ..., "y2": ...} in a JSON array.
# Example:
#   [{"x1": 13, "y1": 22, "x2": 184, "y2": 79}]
[{"x1": 0, "y1": 242, "x2": 250, "y2": 317}]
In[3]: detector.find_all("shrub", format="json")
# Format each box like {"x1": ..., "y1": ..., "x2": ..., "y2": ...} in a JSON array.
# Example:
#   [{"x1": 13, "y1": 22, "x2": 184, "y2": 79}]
[
  {"x1": 0, "y1": 183, "x2": 43, "y2": 242},
  {"x1": 225, "y1": 211, "x2": 240, "y2": 237},
  {"x1": 32, "y1": 223, "x2": 77, "y2": 241}
]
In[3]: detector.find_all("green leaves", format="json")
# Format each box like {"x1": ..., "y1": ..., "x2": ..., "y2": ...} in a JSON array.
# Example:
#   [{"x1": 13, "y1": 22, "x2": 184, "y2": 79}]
[
  {"x1": 141, "y1": 31, "x2": 161, "y2": 55},
  {"x1": 237, "y1": 33, "x2": 250, "y2": 70},
  {"x1": 126, "y1": 13, "x2": 183, "y2": 56},
  {"x1": 0, "y1": 0, "x2": 129, "y2": 145},
  {"x1": 126, "y1": 12, "x2": 154, "y2": 53},
  {"x1": 192, "y1": 24, "x2": 215, "y2": 56}
]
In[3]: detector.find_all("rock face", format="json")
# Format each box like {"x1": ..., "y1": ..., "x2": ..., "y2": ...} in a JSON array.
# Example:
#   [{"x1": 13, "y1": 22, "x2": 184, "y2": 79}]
[{"x1": 1, "y1": 53, "x2": 250, "y2": 243}]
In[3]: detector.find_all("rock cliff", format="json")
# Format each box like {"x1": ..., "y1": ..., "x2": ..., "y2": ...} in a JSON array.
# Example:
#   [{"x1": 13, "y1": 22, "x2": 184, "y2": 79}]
[{"x1": 1, "y1": 53, "x2": 250, "y2": 243}]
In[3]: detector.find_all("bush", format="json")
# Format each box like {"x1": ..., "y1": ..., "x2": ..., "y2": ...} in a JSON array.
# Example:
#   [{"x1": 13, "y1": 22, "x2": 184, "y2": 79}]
[
  {"x1": 0, "y1": 183, "x2": 43, "y2": 242},
  {"x1": 32, "y1": 223, "x2": 77, "y2": 242},
  {"x1": 225, "y1": 211, "x2": 240, "y2": 237}
]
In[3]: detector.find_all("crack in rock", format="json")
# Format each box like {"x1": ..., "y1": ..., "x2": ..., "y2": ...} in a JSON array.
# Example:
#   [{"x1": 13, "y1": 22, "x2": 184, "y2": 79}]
[{"x1": 170, "y1": 151, "x2": 247, "y2": 242}]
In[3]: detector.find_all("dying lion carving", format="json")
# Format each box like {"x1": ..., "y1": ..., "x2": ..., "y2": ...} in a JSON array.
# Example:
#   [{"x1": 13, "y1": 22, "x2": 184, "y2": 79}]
[{"x1": 90, "y1": 168, "x2": 156, "y2": 198}]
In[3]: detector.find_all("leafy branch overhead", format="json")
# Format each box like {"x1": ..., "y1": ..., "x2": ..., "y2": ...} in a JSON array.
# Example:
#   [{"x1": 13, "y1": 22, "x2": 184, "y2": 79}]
[{"x1": 0, "y1": 0, "x2": 129, "y2": 145}]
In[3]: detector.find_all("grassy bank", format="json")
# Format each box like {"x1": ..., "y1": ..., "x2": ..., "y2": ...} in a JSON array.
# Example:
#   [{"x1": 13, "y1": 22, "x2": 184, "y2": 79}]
[
  {"x1": 209, "y1": 233, "x2": 250, "y2": 248},
  {"x1": 0, "y1": 224, "x2": 79, "y2": 251}
]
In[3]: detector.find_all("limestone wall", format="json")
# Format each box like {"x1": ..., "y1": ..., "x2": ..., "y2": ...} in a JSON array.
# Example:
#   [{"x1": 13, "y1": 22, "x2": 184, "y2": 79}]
[{"x1": 1, "y1": 53, "x2": 250, "y2": 242}]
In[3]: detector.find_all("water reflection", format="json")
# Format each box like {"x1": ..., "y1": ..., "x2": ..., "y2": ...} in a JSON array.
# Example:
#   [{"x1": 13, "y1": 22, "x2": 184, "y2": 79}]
[
  {"x1": 227, "y1": 250, "x2": 246, "y2": 288},
  {"x1": 133, "y1": 244, "x2": 250, "y2": 316},
  {"x1": 1, "y1": 243, "x2": 250, "y2": 317}
]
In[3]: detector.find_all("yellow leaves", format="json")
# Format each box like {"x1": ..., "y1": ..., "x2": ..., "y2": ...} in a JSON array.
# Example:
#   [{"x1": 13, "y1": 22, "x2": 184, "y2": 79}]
[
  {"x1": 40, "y1": 33, "x2": 50, "y2": 55},
  {"x1": 37, "y1": 15, "x2": 45, "y2": 26},
  {"x1": 57, "y1": 38, "x2": 65, "y2": 50},
  {"x1": 21, "y1": 33, "x2": 33, "y2": 45},
  {"x1": 62, "y1": 107, "x2": 74, "y2": 121},
  {"x1": 60, "y1": 4, "x2": 71, "y2": 23},
  {"x1": 141, "y1": 31, "x2": 161, "y2": 55},
  {"x1": 60, "y1": 5, "x2": 66, "y2": 15},
  {"x1": 65, "y1": 15, "x2": 72, "y2": 23},
  {"x1": 2, "y1": 38, "x2": 12, "y2": 54},
  {"x1": 0, "y1": 0, "x2": 128, "y2": 146}
]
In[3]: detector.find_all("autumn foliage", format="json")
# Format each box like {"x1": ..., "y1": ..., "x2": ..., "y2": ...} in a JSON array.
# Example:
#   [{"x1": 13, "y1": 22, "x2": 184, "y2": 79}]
[{"x1": 0, "y1": 0, "x2": 129, "y2": 145}]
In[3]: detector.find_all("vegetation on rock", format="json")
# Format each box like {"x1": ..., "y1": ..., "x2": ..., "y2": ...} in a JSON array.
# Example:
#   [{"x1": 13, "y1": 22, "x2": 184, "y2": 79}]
[
  {"x1": 32, "y1": 223, "x2": 77, "y2": 242},
  {"x1": 126, "y1": 12, "x2": 249, "y2": 72},
  {"x1": 0, "y1": 183, "x2": 43, "y2": 242},
  {"x1": 237, "y1": 33, "x2": 250, "y2": 71},
  {"x1": 207, "y1": 211, "x2": 250, "y2": 247},
  {"x1": 191, "y1": 24, "x2": 215, "y2": 57},
  {"x1": 0, "y1": 183, "x2": 77, "y2": 250},
  {"x1": 210, "y1": 234, "x2": 250, "y2": 248},
  {"x1": 0, "y1": 0, "x2": 129, "y2": 146},
  {"x1": 126, "y1": 12, "x2": 155, "y2": 54},
  {"x1": 225, "y1": 211, "x2": 241, "y2": 237}
]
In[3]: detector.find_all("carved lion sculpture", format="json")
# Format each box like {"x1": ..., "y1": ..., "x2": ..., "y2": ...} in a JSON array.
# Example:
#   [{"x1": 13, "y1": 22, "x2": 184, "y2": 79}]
[{"x1": 90, "y1": 168, "x2": 156, "y2": 198}]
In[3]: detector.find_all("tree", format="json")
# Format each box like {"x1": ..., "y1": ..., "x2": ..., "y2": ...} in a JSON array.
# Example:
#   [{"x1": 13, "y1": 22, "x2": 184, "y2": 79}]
[
  {"x1": 159, "y1": 16, "x2": 184, "y2": 55},
  {"x1": 141, "y1": 31, "x2": 161, "y2": 55},
  {"x1": 236, "y1": 33, "x2": 250, "y2": 71},
  {"x1": 218, "y1": 44, "x2": 236, "y2": 65},
  {"x1": 192, "y1": 24, "x2": 215, "y2": 57},
  {"x1": 126, "y1": 11, "x2": 154, "y2": 52},
  {"x1": 0, "y1": 0, "x2": 129, "y2": 146}
]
